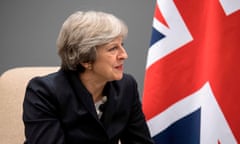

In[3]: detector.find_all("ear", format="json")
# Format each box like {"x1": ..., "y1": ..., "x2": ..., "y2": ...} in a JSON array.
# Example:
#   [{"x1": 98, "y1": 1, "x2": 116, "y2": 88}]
[{"x1": 80, "y1": 62, "x2": 92, "y2": 70}]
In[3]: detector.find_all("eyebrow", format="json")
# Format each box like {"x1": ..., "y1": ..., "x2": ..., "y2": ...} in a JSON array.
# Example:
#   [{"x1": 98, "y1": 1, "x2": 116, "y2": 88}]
[{"x1": 105, "y1": 42, "x2": 119, "y2": 48}]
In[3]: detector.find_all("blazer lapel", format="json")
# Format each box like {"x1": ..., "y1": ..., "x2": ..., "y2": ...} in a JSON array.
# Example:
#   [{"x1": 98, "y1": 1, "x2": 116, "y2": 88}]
[
  {"x1": 101, "y1": 82, "x2": 119, "y2": 130},
  {"x1": 65, "y1": 70, "x2": 99, "y2": 120}
]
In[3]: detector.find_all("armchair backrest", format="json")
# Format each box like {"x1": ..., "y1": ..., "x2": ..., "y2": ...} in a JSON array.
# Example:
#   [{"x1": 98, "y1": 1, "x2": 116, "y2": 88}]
[{"x1": 0, "y1": 67, "x2": 59, "y2": 144}]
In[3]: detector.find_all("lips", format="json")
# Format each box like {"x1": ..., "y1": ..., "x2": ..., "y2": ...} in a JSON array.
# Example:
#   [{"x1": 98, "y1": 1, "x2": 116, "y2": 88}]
[{"x1": 115, "y1": 64, "x2": 123, "y2": 71}]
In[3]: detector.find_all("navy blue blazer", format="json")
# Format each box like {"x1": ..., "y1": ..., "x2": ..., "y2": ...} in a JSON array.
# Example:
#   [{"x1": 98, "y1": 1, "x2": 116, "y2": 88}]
[{"x1": 23, "y1": 69, "x2": 154, "y2": 144}]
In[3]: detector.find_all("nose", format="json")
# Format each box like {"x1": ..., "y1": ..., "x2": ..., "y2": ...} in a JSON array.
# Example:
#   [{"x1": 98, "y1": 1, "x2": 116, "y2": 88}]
[{"x1": 118, "y1": 46, "x2": 128, "y2": 60}]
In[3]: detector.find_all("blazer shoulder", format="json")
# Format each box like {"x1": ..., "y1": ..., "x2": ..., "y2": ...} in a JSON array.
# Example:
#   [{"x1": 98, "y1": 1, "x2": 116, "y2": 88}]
[
  {"x1": 25, "y1": 70, "x2": 72, "y2": 105},
  {"x1": 120, "y1": 73, "x2": 138, "y2": 85},
  {"x1": 27, "y1": 69, "x2": 69, "y2": 92},
  {"x1": 111, "y1": 73, "x2": 138, "y2": 93},
  {"x1": 28, "y1": 71, "x2": 57, "y2": 85}
]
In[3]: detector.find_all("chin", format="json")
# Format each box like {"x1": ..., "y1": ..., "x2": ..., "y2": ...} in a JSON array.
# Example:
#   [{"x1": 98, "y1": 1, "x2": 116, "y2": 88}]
[{"x1": 113, "y1": 74, "x2": 123, "y2": 81}]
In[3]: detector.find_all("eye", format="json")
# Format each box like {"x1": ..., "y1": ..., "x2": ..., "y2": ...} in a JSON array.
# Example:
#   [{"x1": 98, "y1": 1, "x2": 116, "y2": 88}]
[{"x1": 108, "y1": 46, "x2": 118, "y2": 52}]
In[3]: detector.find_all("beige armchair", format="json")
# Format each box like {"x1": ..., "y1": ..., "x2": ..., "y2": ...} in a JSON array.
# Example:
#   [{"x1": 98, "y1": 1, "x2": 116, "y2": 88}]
[{"x1": 0, "y1": 67, "x2": 59, "y2": 144}]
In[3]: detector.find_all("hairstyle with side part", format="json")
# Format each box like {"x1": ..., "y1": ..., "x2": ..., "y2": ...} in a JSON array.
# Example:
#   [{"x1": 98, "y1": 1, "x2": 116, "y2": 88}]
[{"x1": 56, "y1": 11, "x2": 128, "y2": 72}]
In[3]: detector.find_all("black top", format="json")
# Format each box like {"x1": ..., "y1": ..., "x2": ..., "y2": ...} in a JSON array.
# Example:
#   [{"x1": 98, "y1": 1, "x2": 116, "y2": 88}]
[{"x1": 23, "y1": 69, "x2": 154, "y2": 144}]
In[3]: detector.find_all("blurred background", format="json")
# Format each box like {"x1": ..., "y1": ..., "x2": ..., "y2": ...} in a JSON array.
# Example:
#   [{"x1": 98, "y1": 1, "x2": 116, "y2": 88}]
[{"x1": 0, "y1": 0, "x2": 155, "y2": 95}]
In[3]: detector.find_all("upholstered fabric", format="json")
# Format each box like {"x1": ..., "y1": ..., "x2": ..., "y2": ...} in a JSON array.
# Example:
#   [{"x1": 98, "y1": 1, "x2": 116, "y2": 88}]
[{"x1": 0, "y1": 67, "x2": 59, "y2": 144}]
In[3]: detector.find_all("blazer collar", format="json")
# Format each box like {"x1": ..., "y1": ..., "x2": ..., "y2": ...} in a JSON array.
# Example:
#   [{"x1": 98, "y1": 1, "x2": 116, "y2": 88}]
[{"x1": 64, "y1": 69, "x2": 119, "y2": 130}]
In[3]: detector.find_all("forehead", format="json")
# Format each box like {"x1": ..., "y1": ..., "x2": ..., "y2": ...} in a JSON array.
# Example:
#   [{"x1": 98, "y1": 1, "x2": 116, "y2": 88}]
[{"x1": 98, "y1": 36, "x2": 123, "y2": 48}]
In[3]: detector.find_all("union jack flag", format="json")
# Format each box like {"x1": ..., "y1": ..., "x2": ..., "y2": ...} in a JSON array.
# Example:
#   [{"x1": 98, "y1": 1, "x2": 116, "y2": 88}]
[{"x1": 142, "y1": 0, "x2": 240, "y2": 143}]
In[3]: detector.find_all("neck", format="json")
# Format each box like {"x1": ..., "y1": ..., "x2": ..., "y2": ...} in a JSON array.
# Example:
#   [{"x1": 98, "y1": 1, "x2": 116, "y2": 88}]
[{"x1": 79, "y1": 72, "x2": 106, "y2": 102}]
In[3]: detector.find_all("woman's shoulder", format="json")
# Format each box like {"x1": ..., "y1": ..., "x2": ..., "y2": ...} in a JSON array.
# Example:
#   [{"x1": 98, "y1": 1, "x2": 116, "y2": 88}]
[
  {"x1": 121, "y1": 73, "x2": 137, "y2": 83},
  {"x1": 112, "y1": 73, "x2": 138, "y2": 89},
  {"x1": 27, "y1": 69, "x2": 68, "y2": 89}
]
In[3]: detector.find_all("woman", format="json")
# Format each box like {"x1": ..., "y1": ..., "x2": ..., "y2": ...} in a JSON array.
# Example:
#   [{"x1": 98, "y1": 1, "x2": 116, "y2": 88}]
[{"x1": 23, "y1": 11, "x2": 154, "y2": 144}]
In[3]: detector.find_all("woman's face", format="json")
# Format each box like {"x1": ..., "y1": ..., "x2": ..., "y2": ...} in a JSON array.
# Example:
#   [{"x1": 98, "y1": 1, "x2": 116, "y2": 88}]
[{"x1": 91, "y1": 36, "x2": 128, "y2": 82}]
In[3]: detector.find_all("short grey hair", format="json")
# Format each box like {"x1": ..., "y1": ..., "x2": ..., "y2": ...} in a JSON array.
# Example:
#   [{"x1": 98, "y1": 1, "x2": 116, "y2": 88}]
[{"x1": 56, "y1": 10, "x2": 128, "y2": 72}]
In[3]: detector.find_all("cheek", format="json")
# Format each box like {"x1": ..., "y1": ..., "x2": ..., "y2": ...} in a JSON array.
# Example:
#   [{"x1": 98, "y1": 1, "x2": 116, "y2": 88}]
[
  {"x1": 94, "y1": 60, "x2": 112, "y2": 72},
  {"x1": 99, "y1": 57, "x2": 115, "y2": 67},
  {"x1": 94, "y1": 54, "x2": 116, "y2": 70}
]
